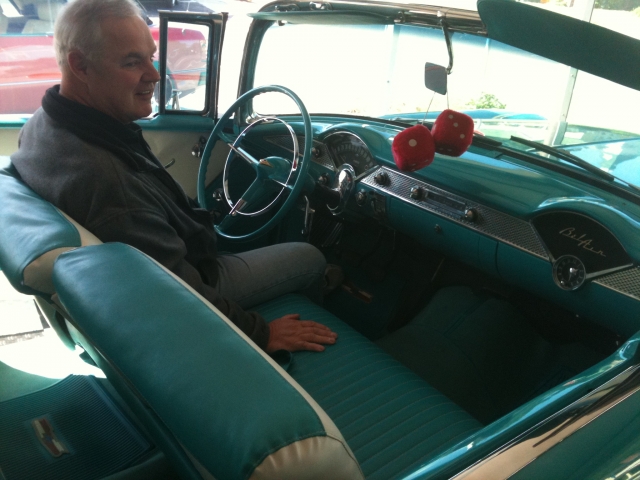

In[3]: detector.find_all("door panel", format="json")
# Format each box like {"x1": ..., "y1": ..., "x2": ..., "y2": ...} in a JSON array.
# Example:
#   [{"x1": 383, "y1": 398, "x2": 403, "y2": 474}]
[
  {"x1": 0, "y1": 128, "x2": 20, "y2": 155},
  {"x1": 142, "y1": 128, "x2": 229, "y2": 198}
]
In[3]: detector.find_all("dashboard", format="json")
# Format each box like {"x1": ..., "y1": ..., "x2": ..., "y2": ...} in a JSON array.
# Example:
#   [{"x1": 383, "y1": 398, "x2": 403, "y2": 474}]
[
  {"x1": 261, "y1": 125, "x2": 640, "y2": 335},
  {"x1": 265, "y1": 130, "x2": 380, "y2": 177}
]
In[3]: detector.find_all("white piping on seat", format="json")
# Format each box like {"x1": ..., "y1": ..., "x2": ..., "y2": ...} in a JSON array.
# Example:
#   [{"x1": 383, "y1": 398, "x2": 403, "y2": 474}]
[{"x1": 22, "y1": 211, "x2": 102, "y2": 294}]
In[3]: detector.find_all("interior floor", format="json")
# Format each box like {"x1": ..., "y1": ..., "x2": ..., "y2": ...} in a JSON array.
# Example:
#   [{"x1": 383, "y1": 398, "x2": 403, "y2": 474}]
[{"x1": 312, "y1": 216, "x2": 622, "y2": 424}]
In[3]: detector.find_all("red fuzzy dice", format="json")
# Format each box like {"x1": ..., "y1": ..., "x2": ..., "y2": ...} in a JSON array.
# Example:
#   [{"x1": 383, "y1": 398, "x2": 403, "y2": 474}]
[
  {"x1": 431, "y1": 109, "x2": 474, "y2": 157},
  {"x1": 391, "y1": 124, "x2": 435, "y2": 172}
]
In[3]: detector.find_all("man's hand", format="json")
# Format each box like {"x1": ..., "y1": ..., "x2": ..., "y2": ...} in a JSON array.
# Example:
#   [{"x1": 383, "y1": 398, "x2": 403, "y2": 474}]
[{"x1": 267, "y1": 314, "x2": 338, "y2": 353}]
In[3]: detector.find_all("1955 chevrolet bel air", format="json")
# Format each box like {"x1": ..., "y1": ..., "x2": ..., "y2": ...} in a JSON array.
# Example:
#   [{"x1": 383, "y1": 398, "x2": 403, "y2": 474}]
[{"x1": 1, "y1": 0, "x2": 640, "y2": 478}]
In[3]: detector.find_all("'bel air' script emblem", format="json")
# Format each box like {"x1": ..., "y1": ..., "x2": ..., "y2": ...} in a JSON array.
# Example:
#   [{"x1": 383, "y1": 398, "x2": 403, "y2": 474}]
[{"x1": 559, "y1": 228, "x2": 606, "y2": 257}]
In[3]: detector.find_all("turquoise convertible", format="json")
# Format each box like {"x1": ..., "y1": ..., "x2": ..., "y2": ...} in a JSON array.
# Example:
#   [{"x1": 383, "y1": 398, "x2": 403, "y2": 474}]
[{"x1": 1, "y1": 0, "x2": 640, "y2": 478}]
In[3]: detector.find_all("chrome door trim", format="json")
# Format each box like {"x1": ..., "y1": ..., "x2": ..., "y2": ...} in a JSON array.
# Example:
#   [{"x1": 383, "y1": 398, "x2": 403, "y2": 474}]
[{"x1": 452, "y1": 363, "x2": 640, "y2": 479}]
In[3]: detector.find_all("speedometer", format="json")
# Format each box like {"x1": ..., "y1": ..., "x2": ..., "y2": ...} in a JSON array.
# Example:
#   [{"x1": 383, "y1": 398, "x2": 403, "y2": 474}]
[{"x1": 324, "y1": 132, "x2": 377, "y2": 177}]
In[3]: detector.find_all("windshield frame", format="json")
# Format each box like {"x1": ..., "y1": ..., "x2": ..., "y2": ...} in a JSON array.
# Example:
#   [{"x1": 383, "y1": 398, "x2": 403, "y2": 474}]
[{"x1": 236, "y1": 0, "x2": 640, "y2": 195}]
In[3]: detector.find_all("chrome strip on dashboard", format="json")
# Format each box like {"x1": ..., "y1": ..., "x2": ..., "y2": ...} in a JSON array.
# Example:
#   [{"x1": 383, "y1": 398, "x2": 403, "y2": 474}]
[
  {"x1": 452, "y1": 364, "x2": 640, "y2": 479},
  {"x1": 361, "y1": 167, "x2": 549, "y2": 260}
]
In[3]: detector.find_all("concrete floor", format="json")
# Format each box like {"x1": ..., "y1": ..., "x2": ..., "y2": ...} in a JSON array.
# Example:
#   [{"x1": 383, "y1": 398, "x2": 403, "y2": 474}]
[
  {"x1": 0, "y1": 272, "x2": 44, "y2": 338},
  {"x1": 0, "y1": 271, "x2": 103, "y2": 393}
]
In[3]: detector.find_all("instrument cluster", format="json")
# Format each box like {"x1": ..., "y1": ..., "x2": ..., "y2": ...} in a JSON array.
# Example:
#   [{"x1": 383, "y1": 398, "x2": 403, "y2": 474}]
[{"x1": 322, "y1": 131, "x2": 378, "y2": 178}]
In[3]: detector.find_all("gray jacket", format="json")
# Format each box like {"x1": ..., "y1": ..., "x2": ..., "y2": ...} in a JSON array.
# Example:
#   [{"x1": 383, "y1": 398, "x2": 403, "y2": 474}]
[{"x1": 11, "y1": 104, "x2": 269, "y2": 349}]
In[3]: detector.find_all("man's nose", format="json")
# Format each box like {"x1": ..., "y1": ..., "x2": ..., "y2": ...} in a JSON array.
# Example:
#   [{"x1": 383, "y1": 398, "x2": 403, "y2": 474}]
[{"x1": 145, "y1": 61, "x2": 161, "y2": 83}]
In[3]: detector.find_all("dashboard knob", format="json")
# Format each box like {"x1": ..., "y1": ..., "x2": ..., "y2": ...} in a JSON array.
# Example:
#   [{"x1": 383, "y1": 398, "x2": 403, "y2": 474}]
[
  {"x1": 410, "y1": 186, "x2": 424, "y2": 200},
  {"x1": 355, "y1": 190, "x2": 367, "y2": 206},
  {"x1": 463, "y1": 208, "x2": 477, "y2": 222},
  {"x1": 374, "y1": 171, "x2": 389, "y2": 186},
  {"x1": 317, "y1": 174, "x2": 329, "y2": 186}
]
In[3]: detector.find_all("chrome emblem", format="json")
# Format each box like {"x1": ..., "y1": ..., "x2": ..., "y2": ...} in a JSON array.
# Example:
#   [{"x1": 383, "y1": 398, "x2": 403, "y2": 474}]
[{"x1": 32, "y1": 417, "x2": 69, "y2": 457}]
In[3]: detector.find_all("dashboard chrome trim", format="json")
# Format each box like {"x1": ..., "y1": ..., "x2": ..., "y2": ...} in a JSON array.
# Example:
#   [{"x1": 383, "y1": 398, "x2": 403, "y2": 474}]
[{"x1": 361, "y1": 167, "x2": 550, "y2": 260}]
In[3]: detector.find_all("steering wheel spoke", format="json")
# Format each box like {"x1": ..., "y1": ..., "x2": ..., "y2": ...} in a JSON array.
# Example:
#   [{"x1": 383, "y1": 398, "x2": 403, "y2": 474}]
[
  {"x1": 268, "y1": 178, "x2": 294, "y2": 192},
  {"x1": 217, "y1": 131, "x2": 236, "y2": 144},
  {"x1": 217, "y1": 212, "x2": 241, "y2": 231},
  {"x1": 231, "y1": 178, "x2": 281, "y2": 215},
  {"x1": 198, "y1": 85, "x2": 312, "y2": 241},
  {"x1": 228, "y1": 144, "x2": 261, "y2": 169}
]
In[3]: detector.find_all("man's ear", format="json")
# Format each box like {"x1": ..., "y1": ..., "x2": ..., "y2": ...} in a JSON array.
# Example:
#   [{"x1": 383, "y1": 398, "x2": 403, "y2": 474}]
[{"x1": 67, "y1": 50, "x2": 90, "y2": 83}]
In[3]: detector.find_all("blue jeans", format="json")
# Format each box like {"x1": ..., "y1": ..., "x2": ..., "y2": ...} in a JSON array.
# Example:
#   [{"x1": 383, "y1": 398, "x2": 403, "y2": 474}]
[{"x1": 214, "y1": 242, "x2": 326, "y2": 309}]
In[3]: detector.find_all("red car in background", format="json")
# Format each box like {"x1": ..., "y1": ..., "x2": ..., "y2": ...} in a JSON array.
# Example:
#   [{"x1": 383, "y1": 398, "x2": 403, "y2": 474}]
[{"x1": 0, "y1": 0, "x2": 208, "y2": 115}]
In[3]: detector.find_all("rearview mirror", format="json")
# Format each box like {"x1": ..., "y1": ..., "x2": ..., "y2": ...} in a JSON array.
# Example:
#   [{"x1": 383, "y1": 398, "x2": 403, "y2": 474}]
[{"x1": 424, "y1": 63, "x2": 448, "y2": 95}]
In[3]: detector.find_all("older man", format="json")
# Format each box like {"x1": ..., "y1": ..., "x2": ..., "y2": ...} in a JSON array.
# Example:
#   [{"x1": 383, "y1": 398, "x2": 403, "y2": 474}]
[{"x1": 11, "y1": 0, "x2": 337, "y2": 353}]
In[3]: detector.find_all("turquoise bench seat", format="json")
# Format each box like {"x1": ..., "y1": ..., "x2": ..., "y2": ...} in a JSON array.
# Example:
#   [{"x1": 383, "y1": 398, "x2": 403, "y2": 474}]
[
  {"x1": 53, "y1": 242, "x2": 482, "y2": 479},
  {"x1": 255, "y1": 296, "x2": 482, "y2": 479}
]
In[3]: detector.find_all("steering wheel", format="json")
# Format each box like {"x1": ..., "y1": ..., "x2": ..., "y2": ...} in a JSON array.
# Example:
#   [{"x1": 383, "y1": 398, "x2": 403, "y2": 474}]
[{"x1": 197, "y1": 85, "x2": 313, "y2": 241}]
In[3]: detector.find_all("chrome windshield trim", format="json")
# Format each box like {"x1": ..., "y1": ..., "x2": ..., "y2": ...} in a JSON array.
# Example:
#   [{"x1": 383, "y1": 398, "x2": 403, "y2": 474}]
[
  {"x1": 452, "y1": 364, "x2": 640, "y2": 479},
  {"x1": 261, "y1": 0, "x2": 485, "y2": 33}
]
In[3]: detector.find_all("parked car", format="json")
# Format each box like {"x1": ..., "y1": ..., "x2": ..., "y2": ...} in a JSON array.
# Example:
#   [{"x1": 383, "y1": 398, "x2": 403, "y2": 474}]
[
  {"x1": 0, "y1": 0, "x2": 208, "y2": 114},
  {"x1": 1, "y1": 0, "x2": 640, "y2": 479}
]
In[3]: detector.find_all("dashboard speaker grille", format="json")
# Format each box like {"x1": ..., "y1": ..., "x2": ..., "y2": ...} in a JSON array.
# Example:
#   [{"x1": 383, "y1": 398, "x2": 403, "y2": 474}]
[{"x1": 595, "y1": 267, "x2": 640, "y2": 301}]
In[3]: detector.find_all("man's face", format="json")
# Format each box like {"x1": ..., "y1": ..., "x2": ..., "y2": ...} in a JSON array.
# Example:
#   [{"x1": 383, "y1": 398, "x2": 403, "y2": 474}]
[{"x1": 85, "y1": 16, "x2": 160, "y2": 123}]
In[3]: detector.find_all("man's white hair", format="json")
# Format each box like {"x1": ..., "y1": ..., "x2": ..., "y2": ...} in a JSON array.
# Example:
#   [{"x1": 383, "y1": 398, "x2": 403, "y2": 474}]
[{"x1": 54, "y1": 0, "x2": 143, "y2": 69}]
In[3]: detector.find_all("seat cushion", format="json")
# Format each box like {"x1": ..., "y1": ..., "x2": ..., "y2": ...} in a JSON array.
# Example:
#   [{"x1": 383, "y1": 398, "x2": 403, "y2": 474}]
[{"x1": 254, "y1": 295, "x2": 482, "y2": 480}]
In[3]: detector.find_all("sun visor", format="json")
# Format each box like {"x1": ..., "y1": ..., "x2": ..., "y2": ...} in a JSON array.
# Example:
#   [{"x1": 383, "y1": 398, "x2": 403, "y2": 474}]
[{"x1": 477, "y1": 0, "x2": 640, "y2": 91}]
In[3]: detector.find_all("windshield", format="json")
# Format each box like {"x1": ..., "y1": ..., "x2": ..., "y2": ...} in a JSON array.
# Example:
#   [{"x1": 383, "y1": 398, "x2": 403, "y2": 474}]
[
  {"x1": 564, "y1": 138, "x2": 640, "y2": 187},
  {"x1": 253, "y1": 20, "x2": 640, "y2": 186}
]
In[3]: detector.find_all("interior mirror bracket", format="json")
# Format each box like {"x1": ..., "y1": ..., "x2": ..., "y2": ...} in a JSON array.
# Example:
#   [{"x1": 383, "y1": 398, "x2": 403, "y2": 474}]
[{"x1": 439, "y1": 18, "x2": 454, "y2": 74}]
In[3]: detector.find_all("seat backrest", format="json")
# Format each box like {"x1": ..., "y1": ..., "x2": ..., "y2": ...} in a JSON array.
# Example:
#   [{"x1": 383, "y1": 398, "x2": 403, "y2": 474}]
[
  {"x1": 0, "y1": 157, "x2": 101, "y2": 295},
  {"x1": 0, "y1": 156, "x2": 101, "y2": 344},
  {"x1": 53, "y1": 242, "x2": 364, "y2": 480}
]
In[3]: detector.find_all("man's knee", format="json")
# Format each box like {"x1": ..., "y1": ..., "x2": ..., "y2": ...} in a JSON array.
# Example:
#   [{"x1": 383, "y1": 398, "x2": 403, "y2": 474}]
[{"x1": 290, "y1": 242, "x2": 326, "y2": 277}]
